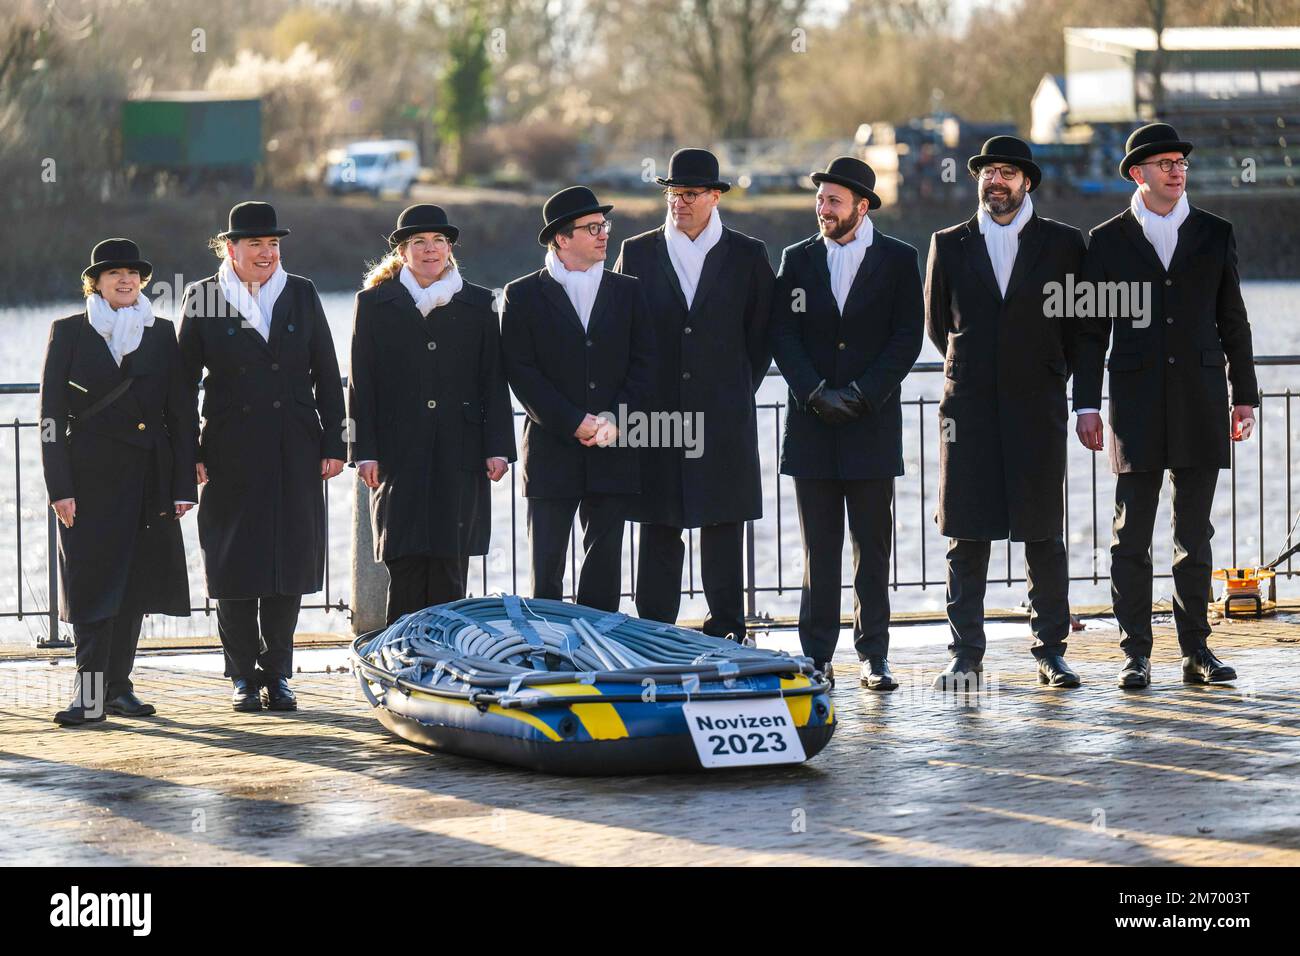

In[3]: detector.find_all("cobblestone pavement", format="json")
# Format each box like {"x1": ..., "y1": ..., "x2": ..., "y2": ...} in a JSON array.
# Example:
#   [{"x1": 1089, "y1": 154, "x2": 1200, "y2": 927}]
[{"x1": 2, "y1": 613, "x2": 1298, "y2": 866}]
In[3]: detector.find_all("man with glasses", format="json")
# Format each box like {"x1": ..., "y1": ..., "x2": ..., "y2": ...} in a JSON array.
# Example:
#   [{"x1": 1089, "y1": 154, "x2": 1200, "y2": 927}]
[
  {"x1": 500, "y1": 186, "x2": 656, "y2": 610},
  {"x1": 1074, "y1": 123, "x2": 1258, "y2": 688},
  {"x1": 614, "y1": 147, "x2": 775, "y2": 643},
  {"x1": 925, "y1": 136, "x2": 1087, "y2": 690}
]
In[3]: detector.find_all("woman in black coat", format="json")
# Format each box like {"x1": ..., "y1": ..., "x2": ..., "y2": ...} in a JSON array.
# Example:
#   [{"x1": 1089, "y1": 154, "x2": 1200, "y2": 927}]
[
  {"x1": 40, "y1": 239, "x2": 196, "y2": 726},
  {"x1": 178, "y1": 202, "x2": 346, "y2": 713},
  {"x1": 348, "y1": 205, "x2": 516, "y2": 623}
]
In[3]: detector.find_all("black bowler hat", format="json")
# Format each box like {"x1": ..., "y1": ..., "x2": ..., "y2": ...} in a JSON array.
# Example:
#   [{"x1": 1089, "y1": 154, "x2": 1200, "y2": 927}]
[
  {"x1": 389, "y1": 204, "x2": 459, "y2": 248},
  {"x1": 968, "y1": 136, "x2": 1042, "y2": 192},
  {"x1": 1119, "y1": 123, "x2": 1193, "y2": 180},
  {"x1": 810, "y1": 156, "x2": 882, "y2": 210},
  {"x1": 218, "y1": 201, "x2": 291, "y2": 240},
  {"x1": 82, "y1": 238, "x2": 152, "y2": 283},
  {"x1": 538, "y1": 185, "x2": 614, "y2": 246},
  {"x1": 655, "y1": 147, "x2": 731, "y2": 193}
]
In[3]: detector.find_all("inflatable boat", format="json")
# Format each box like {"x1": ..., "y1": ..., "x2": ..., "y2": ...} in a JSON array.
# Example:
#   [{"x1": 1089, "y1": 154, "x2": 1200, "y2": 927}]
[{"x1": 351, "y1": 596, "x2": 835, "y2": 775}]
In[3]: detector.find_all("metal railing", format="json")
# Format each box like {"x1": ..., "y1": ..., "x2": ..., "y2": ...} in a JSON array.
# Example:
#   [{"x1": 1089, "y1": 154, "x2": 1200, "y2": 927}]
[{"x1": 4, "y1": 357, "x2": 1298, "y2": 644}]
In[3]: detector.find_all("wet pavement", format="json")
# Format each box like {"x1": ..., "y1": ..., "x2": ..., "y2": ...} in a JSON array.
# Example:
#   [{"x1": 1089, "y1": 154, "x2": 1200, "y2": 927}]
[{"x1": 2, "y1": 611, "x2": 1298, "y2": 866}]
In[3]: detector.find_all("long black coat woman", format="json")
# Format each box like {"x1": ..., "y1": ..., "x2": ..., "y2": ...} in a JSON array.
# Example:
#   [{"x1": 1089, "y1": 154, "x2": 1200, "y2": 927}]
[
  {"x1": 40, "y1": 238, "x2": 196, "y2": 725},
  {"x1": 178, "y1": 202, "x2": 346, "y2": 712},
  {"x1": 348, "y1": 205, "x2": 516, "y2": 623}
]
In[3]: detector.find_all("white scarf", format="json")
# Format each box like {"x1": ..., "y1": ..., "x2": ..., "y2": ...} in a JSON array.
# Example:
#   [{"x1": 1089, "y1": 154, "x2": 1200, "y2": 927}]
[
  {"x1": 977, "y1": 191, "x2": 1034, "y2": 296},
  {"x1": 823, "y1": 216, "x2": 874, "y2": 314},
  {"x1": 85, "y1": 291, "x2": 155, "y2": 366},
  {"x1": 544, "y1": 248, "x2": 604, "y2": 330},
  {"x1": 217, "y1": 258, "x2": 288, "y2": 341},
  {"x1": 1130, "y1": 187, "x2": 1190, "y2": 271},
  {"x1": 664, "y1": 206, "x2": 723, "y2": 308},
  {"x1": 399, "y1": 263, "x2": 463, "y2": 317}
]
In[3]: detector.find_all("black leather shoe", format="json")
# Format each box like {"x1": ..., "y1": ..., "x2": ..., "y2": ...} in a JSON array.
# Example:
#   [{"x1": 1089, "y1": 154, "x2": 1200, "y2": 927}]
[
  {"x1": 1182, "y1": 647, "x2": 1237, "y2": 685},
  {"x1": 53, "y1": 703, "x2": 107, "y2": 726},
  {"x1": 933, "y1": 657, "x2": 983, "y2": 691},
  {"x1": 262, "y1": 676, "x2": 298, "y2": 711},
  {"x1": 1117, "y1": 655, "x2": 1151, "y2": 689},
  {"x1": 105, "y1": 691, "x2": 157, "y2": 717},
  {"x1": 813, "y1": 661, "x2": 835, "y2": 688},
  {"x1": 232, "y1": 677, "x2": 262, "y2": 712},
  {"x1": 860, "y1": 657, "x2": 898, "y2": 691},
  {"x1": 1036, "y1": 655, "x2": 1081, "y2": 688}
]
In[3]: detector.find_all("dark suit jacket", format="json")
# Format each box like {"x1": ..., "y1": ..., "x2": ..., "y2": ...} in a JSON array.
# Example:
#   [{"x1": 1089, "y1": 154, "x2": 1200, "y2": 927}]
[
  {"x1": 614, "y1": 225, "x2": 774, "y2": 527},
  {"x1": 771, "y1": 230, "x2": 923, "y2": 481},
  {"x1": 925, "y1": 211, "x2": 1086, "y2": 541},
  {"x1": 499, "y1": 267, "x2": 656, "y2": 498},
  {"x1": 40, "y1": 313, "x2": 194, "y2": 622},
  {"x1": 348, "y1": 278, "x2": 516, "y2": 560},
  {"x1": 1074, "y1": 205, "x2": 1259, "y2": 474},
  {"x1": 178, "y1": 273, "x2": 346, "y2": 598}
]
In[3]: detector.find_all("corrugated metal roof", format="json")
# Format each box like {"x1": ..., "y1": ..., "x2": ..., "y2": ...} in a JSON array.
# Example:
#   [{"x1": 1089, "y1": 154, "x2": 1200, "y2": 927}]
[{"x1": 1066, "y1": 26, "x2": 1300, "y2": 52}]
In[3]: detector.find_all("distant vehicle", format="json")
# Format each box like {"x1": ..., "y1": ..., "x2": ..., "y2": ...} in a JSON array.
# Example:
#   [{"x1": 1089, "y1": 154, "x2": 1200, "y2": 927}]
[
  {"x1": 323, "y1": 140, "x2": 421, "y2": 198},
  {"x1": 121, "y1": 93, "x2": 261, "y2": 193}
]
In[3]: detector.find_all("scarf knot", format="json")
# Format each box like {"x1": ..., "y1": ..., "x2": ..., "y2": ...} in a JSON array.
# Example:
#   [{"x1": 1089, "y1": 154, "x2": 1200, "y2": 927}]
[
  {"x1": 400, "y1": 264, "x2": 464, "y2": 316},
  {"x1": 85, "y1": 292, "x2": 155, "y2": 366},
  {"x1": 664, "y1": 207, "x2": 723, "y2": 308}
]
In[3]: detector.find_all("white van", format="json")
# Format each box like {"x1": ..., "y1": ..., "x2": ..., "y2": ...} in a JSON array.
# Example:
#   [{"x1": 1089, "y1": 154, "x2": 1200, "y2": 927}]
[{"x1": 324, "y1": 139, "x2": 421, "y2": 197}]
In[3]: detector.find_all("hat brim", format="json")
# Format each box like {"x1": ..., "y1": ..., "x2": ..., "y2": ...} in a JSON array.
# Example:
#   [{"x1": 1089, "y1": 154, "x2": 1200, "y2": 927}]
[
  {"x1": 389, "y1": 225, "x2": 459, "y2": 248},
  {"x1": 967, "y1": 154, "x2": 1042, "y2": 192},
  {"x1": 218, "y1": 228, "x2": 292, "y2": 240},
  {"x1": 83, "y1": 259, "x2": 153, "y2": 283},
  {"x1": 537, "y1": 203, "x2": 614, "y2": 246},
  {"x1": 809, "y1": 172, "x2": 882, "y2": 210},
  {"x1": 654, "y1": 177, "x2": 731, "y2": 194},
  {"x1": 1120, "y1": 141, "x2": 1194, "y2": 180}
]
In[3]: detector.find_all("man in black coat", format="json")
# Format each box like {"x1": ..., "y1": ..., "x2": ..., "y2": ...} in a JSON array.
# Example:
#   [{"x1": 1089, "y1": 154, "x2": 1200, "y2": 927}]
[
  {"x1": 179, "y1": 202, "x2": 347, "y2": 712},
  {"x1": 614, "y1": 148, "x2": 775, "y2": 642},
  {"x1": 925, "y1": 137, "x2": 1086, "y2": 690},
  {"x1": 500, "y1": 186, "x2": 656, "y2": 610},
  {"x1": 1075, "y1": 123, "x2": 1258, "y2": 689},
  {"x1": 771, "y1": 158, "x2": 923, "y2": 688}
]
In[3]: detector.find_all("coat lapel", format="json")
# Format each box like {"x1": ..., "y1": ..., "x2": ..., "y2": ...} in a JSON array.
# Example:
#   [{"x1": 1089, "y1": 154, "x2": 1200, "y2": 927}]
[
  {"x1": 77, "y1": 314, "x2": 126, "y2": 383},
  {"x1": 687, "y1": 228, "x2": 732, "y2": 318},
  {"x1": 1003, "y1": 213, "x2": 1046, "y2": 299},
  {"x1": 1118, "y1": 208, "x2": 1167, "y2": 276},
  {"x1": 584, "y1": 270, "x2": 615, "y2": 336},
  {"x1": 264, "y1": 281, "x2": 294, "y2": 356},
  {"x1": 654, "y1": 231, "x2": 689, "y2": 312},
  {"x1": 538, "y1": 269, "x2": 587, "y2": 335},
  {"x1": 959, "y1": 216, "x2": 1002, "y2": 301},
  {"x1": 840, "y1": 234, "x2": 887, "y2": 316},
  {"x1": 1167, "y1": 206, "x2": 1208, "y2": 275}
]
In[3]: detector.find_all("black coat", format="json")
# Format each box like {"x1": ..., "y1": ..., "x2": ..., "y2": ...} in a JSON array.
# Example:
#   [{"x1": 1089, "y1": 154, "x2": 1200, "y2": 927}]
[
  {"x1": 771, "y1": 231, "x2": 924, "y2": 482},
  {"x1": 613, "y1": 225, "x2": 775, "y2": 528},
  {"x1": 178, "y1": 273, "x2": 346, "y2": 598},
  {"x1": 39, "y1": 313, "x2": 195, "y2": 624},
  {"x1": 925, "y1": 212, "x2": 1087, "y2": 541},
  {"x1": 347, "y1": 278, "x2": 516, "y2": 560},
  {"x1": 1074, "y1": 205, "x2": 1259, "y2": 474},
  {"x1": 499, "y1": 268, "x2": 656, "y2": 498}
]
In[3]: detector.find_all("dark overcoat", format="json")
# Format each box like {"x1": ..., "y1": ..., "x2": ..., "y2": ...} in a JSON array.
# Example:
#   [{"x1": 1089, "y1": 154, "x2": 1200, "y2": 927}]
[
  {"x1": 925, "y1": 212, "x2": 1086, "y2": 541},
  {"x1": 613, "y1": 225, "x2": 775, "y2": 528},
  {"x1": 347, "y1": 278, "x2": 516, "y2": 560},
  {"x1": 499, "y1": 268, "x2": 656, "y2": 498},
  {"x1": 771, "y1": 230, "x2": 924, "y2": 482},
  {"x1": 1073, "y1": 205, "x2": 1259, "y2": 474},
  {"x1": 178, "y1": 273, "x2": 346, "y2": 598},
  {"x1": 39, "y1": 313, "x2": 196, "y2": 623}
]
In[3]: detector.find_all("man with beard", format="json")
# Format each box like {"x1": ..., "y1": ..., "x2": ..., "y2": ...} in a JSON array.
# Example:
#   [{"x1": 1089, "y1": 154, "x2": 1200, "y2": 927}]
[
  {"x1": 924, "y1": 137, "x2": 1086, "y2": 690},
  {"x1": 1075, "y1": 123, "x2": 1257, "y2": 689},
  {"x1": 771, "y1": 157, "x2": 923, "y2": 687},
  {"x1": 614, "y1": 148, "x2": 774, "y2": 642}
]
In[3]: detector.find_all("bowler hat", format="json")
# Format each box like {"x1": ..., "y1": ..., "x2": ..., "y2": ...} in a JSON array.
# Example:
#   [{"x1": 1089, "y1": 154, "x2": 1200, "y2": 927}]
[
  {"x1": 967, "y1": 136, "x2": 1042, "y2": 192},
  {"x1": 810, "y1": 156, "x2": 882, "y2": 210},
  {"x1": 655, "y1": 147, "x2": 731, "y2": 193},
  {"x1": 1119, "y1": 123, "x2": 1193, "y2": 180},
  {"x1": 218, "y1": 201, "x2": 291, "y2": 240},
  {"x1": 538, "y1": 186, "x2": 614, "y2": 246},
  {"x1": 389, "y1": 204, "x2": 459, "y2": 247},
  {"x1": 82, "y1": 238, "x2": 152, "y2": 284}
]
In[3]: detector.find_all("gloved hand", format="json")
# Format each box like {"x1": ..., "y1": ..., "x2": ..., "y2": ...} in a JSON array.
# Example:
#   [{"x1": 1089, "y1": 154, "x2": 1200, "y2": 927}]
[{"x1": 808, "y1": 381, "x2": 867, "y2": 425}]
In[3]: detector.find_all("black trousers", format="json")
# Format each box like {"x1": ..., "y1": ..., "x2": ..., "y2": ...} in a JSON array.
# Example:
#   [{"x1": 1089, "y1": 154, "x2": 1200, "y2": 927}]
[
  {"x1": 793, "y1": 477, "x2": 894, "y2": 664},
  {"x1": 527, "y1": 495, "x2": 628, "y2": 611},
  {"x1": 72, "y1": 611, "x2": 145, "y2": 703},
  {"x1": 216, "y1": 594, "x2": 302, "y2": 682},
  {"x1": 384, "y1": 555, "x2": 469, "y2": 625},
  {"x1": 1112, "y1": 467, "x2": 1219, "y2": 657},
  {"x1": 945, "y1": 536, "x2": 1070, "y2": 663},
  {"x1": 636, "y1": 521, "x2": 746, "y2": 641}
]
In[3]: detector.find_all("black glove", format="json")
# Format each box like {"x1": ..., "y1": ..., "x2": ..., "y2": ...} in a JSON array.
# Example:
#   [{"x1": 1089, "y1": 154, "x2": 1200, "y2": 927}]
[{"x1": 808, "y1": 381, "x2": 862, "y2": 425}]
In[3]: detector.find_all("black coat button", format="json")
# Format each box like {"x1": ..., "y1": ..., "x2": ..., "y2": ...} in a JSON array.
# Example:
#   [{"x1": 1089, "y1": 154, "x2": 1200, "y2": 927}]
[
  {"x1": 1167, "y1": 356, "x2": 1175, "y2": 365},
  {"x1": 586, "y1": 340, "x2": 593, "y2": 347},
  {"x1": 1164, "y1": 279, "x2": 1172, "y2": 287},
  {"x1": 684, "y1": 327, "x2": 692, "y2": 335},
  {"x1": 273, "y1": 400, "x2": 282, "y2": 408},
  {"x1": 838, "y1": 342, "x2": 846, "y2": 350},
  {"x1": 242, "y1": 404, "x2": 251, "y2": 413},
  {"x1": 1166, "y1": 317, "x2": 1174, "y2": 325},
  {"x1": 227, "y1": 328, "x2": 236, "y2": 336},
  {"x1": 287, "y1": 324, "x2": 295, "y2": 332},
  {"x1": 589, "y1": 381, "x2": 596, "y2": 389},
  {"x1": 271, "y1": 363, "x2": 280, "y2": 371},
  {"x1": 428, "y1": 342, "x2": 437, "y2": 351},
  {"x1": 682, "y1": 372, "x2": 691, "y2": 380}
]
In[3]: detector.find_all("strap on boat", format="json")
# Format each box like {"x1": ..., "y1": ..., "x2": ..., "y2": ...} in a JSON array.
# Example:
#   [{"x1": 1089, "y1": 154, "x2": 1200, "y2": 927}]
[{"x1": 504, "y1": 594, "x2": 549, "y2": 671}]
